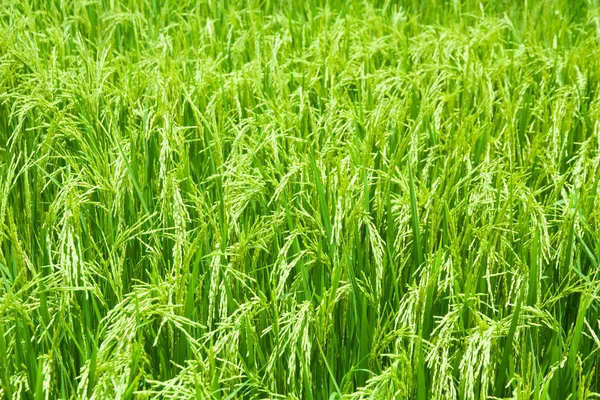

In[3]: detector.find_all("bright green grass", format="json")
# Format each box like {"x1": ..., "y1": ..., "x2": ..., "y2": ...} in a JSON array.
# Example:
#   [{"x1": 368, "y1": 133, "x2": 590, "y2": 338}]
[{"x1": 1, "y1": 0, "x2": 600, "y2": 398}]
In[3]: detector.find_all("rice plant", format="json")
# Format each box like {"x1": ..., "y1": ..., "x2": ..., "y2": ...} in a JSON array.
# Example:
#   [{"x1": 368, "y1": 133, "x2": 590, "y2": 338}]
[{"x1": 1, "y1": 0, "x2": 600, "y2": 398}]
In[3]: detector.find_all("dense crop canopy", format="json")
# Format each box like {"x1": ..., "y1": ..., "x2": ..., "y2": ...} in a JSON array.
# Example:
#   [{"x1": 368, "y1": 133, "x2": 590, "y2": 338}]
[{"x1": 1, "y1": 0, "x2": 600, "y2": 398}]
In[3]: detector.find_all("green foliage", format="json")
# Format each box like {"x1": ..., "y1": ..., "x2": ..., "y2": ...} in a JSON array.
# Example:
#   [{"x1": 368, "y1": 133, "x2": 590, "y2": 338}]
[{"x1": 1, "y1": 0, "x2": 600, "y2": 398}]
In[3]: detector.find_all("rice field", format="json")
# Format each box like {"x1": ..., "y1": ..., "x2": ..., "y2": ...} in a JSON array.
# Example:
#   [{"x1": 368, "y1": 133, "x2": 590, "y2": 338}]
[{"x1": 1, "y1": 0, "x2": 600, "y2": 398}]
